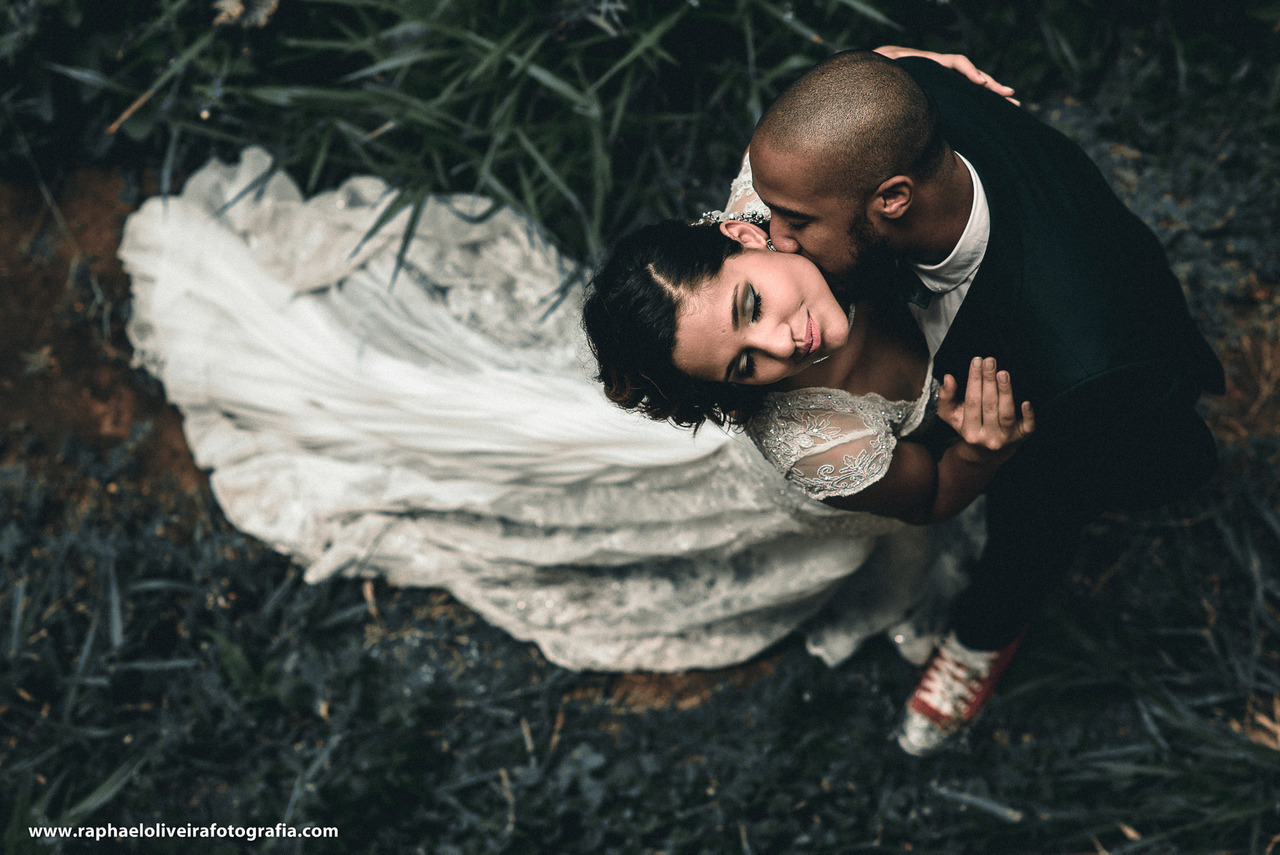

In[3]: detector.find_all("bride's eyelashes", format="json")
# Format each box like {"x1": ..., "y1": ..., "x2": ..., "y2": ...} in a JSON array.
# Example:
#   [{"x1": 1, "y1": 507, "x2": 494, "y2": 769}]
[{"x1": 730, "y1": 285, "x2": 761, "y2": 382}]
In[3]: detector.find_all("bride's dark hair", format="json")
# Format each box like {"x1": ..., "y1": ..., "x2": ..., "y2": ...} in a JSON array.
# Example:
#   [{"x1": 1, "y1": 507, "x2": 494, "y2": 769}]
[{"x1": 582, "y1": 219, "x2": 771, "y2": 429}]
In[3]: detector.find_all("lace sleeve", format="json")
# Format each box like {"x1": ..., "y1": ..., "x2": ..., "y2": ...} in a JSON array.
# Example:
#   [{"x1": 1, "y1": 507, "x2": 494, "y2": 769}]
[{"x1": 744, "y1": 390, "x2": 898, "y2": 501}]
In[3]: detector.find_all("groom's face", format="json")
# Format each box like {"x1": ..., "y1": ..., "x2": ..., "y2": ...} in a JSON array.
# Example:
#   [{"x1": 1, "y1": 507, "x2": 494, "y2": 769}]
[{"x1": 750, "y1": 142, "x2": 893, "y2": 292}]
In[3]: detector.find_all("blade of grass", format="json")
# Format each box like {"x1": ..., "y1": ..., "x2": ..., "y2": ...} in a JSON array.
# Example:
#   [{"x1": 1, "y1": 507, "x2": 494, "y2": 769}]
[
  {"x1": 585, "y1": 7, "x2": 684, "y2": 96},
  {"x1": 338, "y1": 48, "x2": 457, "y2": 83},
  {"x1": 57, "y1": 754, "x2": 149, "y2": 827},
  {"x1": 106, "y1": 561, "x2": 123, "y2": 651},
  {"x1": 42, "y1": 63, "x2": 133, "y2": 93},
  {"x1": 391, "y1": 191, "x2": 427, "y2": 289},
  {"x1": 829, "y1": 0, "x2": 900, "y2": 31},
  {"x1": 512, "y1": 126, "x2": 589, "y2": 235},
  {"x1": 8, "y1": 576, "x2": 24, "y2": 658},
  {"x1": 108, "y1": 29, "x2": 217, "y2": 135},
  {"x1": 61, "y1": 610, "x2": 98, "y2": 724}
]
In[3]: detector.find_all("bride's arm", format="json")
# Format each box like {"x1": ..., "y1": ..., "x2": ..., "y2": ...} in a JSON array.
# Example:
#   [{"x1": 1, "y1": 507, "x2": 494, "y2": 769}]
[
  {"x1": 873, "y1": 46, "x2": 1019, "y2": 104},
  {"x1": 820, "y1": 358, "x2": 1035, "y2": 524}
]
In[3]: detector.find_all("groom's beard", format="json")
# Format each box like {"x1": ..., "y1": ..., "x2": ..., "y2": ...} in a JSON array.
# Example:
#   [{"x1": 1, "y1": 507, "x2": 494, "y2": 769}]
[{"x1": 831, "y1": 213, "x2": 898, "y2": 302}]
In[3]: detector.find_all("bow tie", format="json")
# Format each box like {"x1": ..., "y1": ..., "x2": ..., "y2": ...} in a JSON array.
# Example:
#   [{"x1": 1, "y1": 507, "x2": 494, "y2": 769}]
[{"x1": 901, "y1": 270, "x2": 933, "y2": 309}]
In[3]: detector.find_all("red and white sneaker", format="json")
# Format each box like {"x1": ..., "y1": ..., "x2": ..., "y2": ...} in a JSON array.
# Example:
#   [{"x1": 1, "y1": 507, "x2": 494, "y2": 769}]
[{"x1": 896, "y1": 628, "x2": 1025, "y2": 756}]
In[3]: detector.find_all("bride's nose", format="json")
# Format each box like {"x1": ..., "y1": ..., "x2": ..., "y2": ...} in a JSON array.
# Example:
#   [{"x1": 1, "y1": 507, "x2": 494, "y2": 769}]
[{"x1": 749, "y1": 319, "x2": 797, "y2": 361}]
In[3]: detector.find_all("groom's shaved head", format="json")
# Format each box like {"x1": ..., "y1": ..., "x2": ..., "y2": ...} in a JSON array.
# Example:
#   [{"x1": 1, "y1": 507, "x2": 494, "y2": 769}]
[{"x1": 754, "y1": 50, "x2": 945, "y2": 199}]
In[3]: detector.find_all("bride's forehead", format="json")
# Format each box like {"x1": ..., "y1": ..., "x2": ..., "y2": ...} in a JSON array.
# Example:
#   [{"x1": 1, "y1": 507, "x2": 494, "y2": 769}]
[
  {"x1": 676, "y1": 279, "x2": 726, "y2": 315},
  {"x1": 677, "y1": 263, "x2": 734, "y2": 301}
]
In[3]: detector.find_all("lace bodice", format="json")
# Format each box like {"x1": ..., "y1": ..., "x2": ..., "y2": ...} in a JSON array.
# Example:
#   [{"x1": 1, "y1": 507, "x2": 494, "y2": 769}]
[{"x1": 746, "y1": 368, "x2": 939, "y2": 502}]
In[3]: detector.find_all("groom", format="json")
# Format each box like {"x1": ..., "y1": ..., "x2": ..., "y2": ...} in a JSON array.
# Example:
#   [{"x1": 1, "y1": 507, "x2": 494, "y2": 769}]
[{"x1": 746, "y1": 50, "x2": 1224, "y2": 754}]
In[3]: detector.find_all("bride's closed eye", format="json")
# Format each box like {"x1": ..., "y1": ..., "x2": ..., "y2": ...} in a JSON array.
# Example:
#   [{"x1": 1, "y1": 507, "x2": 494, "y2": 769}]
[
  {"x1": 747, "y1": 284, "x2": 762, "y2": 323},
  {"x1": 732, "y1": 285, "x2": 761, "y2": 381}
]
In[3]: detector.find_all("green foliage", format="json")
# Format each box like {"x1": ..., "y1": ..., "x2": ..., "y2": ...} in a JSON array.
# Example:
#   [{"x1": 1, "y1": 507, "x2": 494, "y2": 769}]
[
  {"x1": 2, "y1": 0, "x2": 906, "y2": 262},
  {"x1": 2, "y1": 1, "x2": 1278, "y2": 852},
  {"x1": 5, "y1": 0, "x2": 1269, "y2": 263}
]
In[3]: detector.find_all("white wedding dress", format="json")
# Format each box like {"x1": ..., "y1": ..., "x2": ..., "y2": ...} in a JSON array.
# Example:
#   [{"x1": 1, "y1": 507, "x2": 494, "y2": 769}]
[{"x1": 119, "y1": 147, "x2": 979, "y2": 672}]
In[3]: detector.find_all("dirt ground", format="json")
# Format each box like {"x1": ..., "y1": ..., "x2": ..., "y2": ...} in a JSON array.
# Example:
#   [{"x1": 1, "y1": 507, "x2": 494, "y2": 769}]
[{"x1": 0, "y1": 167, "x2": 203, "y2": 494}]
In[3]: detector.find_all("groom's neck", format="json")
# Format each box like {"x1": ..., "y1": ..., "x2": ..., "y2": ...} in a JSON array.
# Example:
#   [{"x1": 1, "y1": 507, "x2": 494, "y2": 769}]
[{"x1": 896, "y1": 150, "x2": 973, "y2": 266}]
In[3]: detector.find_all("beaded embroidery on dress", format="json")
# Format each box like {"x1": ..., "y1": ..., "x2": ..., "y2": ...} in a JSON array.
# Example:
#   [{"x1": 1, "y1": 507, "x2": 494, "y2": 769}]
[
  {"x1": 119, "y1": 147, "x2": 976, "y2": 671},
  {"x1": 747, "y1": 379, "x2": 939, "y2": 501}
]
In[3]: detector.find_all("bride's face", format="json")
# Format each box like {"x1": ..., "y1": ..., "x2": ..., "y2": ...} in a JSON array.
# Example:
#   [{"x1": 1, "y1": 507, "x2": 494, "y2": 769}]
[{"x1": 671, "y1": 242, "x2": 850, "y2": 387}]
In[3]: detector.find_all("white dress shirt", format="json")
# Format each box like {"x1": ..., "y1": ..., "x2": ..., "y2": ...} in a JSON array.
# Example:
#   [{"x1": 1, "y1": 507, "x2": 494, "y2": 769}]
[{"x1": 908, "y1": 153, "x2": 990, "y2": 356}]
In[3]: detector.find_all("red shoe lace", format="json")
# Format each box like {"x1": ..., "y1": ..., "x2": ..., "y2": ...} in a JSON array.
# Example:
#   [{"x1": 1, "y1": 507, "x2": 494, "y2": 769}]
[{"x1": 909, "y1": 630, "x2": 1024, "y2": 728}]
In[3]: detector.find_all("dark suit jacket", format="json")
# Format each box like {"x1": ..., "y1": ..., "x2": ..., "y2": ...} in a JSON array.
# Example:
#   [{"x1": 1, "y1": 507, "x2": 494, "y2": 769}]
[{"x1": 897, "y1": 57, "x2": 1224, "y2": 437}]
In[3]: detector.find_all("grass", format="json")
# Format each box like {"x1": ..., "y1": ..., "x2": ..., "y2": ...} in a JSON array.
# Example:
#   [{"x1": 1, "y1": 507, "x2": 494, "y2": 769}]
[{"x1": 2, "y1": 1, "x2": 1279, "y2": 852}]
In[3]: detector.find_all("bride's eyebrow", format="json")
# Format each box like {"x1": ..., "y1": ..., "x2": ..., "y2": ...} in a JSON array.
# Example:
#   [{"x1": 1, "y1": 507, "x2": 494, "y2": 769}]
[
  {"x1": 724, "y1": 349, "x2": 743, "y2": 384},
  {"x1": 727, "y1": 281, "x2": 747, "y2": 381},
  {"x1": 725, "y1": 282, "x2": 746, "y2": 383}
]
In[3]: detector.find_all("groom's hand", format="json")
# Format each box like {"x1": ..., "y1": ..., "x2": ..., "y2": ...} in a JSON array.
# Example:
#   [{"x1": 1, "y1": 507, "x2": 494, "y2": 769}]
[{"x1": 937, "y1": 357, "x2": 1035, "y2": 464}]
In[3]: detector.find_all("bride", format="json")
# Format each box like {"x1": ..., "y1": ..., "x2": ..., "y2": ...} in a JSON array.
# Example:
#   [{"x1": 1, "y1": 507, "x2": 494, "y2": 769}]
[{"x1": 119, "y1": 48, "x2": 1014, "y2": 674}]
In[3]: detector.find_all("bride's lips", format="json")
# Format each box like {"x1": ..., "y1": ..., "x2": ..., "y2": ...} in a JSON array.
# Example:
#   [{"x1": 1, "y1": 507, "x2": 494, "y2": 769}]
[{"x1": 804, "y1": 315, "x2": 820, "y2": 356}]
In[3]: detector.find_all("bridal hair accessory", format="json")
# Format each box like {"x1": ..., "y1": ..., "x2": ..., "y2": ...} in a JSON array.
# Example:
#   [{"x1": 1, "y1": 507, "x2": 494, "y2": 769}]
[
  {"x1": 692, "y1": 210, "x2": 778, "y2": 250},
  {"x1": 692, "y1": 209, "x2": 770, "y2": 228}
]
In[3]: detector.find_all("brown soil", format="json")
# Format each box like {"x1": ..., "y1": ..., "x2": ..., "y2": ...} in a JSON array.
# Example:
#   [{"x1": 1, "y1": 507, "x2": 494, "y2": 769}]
[{"x1": 0, "y1": 167, "x2": 205, "y2": 495}]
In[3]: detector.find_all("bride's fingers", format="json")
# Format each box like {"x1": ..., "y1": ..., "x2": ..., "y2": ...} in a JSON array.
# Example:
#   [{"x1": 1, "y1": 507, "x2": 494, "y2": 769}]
[
  {"x1": 873, "y1": 46, "x2": 1018, "y2": 104},
  {"x1": 955, "y1": 58, "x2": 1020, "y2": 105},
  {"x1": 939, "y1": 53, "x2": 1017, "y2": 99},
  {"x1": 936, "y1": 374, "x2": 963, "y2": 428},
  {"x1": 963, "y1": 357, "x2": 984, "y2": 430},
  {"x1": 937, "y1": 373, "x2": 957, "y2": 401},
  {"x1": 997, "y1": 370, "x2": 1017, "y2": 430},
  {"x1": 981, "y1": 357, "x2": 999, "y2": 427},
  {"x1": 1020, "y1": 401, "x2": 1036, "y2": 436}
]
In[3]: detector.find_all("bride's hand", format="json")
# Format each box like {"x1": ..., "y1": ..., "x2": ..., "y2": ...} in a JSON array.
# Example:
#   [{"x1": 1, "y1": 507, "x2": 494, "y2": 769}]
[
  {"x1": 873, "y1": 46, "x2": 1020, "y2": 105},
  {"x1": 936, "y1": 357, "x2": 1035, "y2": 463}
]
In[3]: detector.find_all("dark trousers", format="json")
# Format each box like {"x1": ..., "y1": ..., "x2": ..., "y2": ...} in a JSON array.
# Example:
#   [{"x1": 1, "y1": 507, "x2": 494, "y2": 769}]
[{"x1": 948, "y1": 381, "x2": 1218, "y2": 651}]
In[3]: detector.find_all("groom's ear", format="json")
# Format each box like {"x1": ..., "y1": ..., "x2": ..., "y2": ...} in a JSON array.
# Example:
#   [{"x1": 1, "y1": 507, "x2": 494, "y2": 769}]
[
  {"x1": 718, "y1": 220, "x2": 771, "y2": 249},
  {"x1": 869, "y1": 175, "x2": 914, "y2": 222}
]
